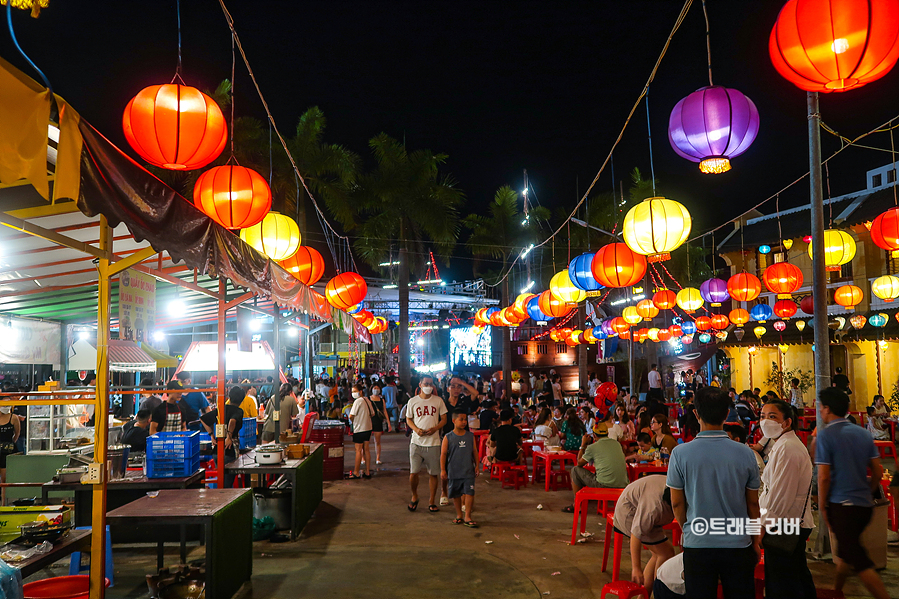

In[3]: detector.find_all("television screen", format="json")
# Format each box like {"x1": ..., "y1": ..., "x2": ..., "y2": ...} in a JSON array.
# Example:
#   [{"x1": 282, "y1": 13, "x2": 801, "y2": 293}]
[{"x1": 450, "y1": 326, "x2": 492, "y2": 367}]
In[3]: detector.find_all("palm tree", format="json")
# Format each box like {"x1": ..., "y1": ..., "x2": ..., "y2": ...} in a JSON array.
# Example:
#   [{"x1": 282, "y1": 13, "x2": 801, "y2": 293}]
[
  {"x1": 352, "y1": 134, "x2": 464, "y2": 388},
  {"x1": 464, "y1": 186, "x2": 549, "y2": 396}
]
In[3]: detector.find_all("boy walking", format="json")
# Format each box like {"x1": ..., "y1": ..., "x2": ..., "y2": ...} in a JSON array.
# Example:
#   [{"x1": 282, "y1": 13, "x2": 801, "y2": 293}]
[{"x1": 441, "y1": 411, "x2": 480, "y2": 528}]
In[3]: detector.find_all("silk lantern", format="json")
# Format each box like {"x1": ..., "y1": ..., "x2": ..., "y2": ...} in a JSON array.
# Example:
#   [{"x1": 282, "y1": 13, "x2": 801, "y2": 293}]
[
  {"x1": 668, "y1": 86, "x2": 760, "y2": 174},
  {"x1": 123, "y1": 83, "x2": 227, "y2": 170},
  {"x1": 240, "y1": 212, "x2": 301, "y2": 261},
  {"x1": 658, "y1": 328, "x2": 672, "y2": 341},
  {"x1": 773, "y1": 299, "x2": 798, "y2": 319},
  {"x1": 870, "y1": 206, "x2": 899, "y2": 255},
  {"x1": 778, "y1": 343, "x2": 790, "y2": 353},
  {"x1": 710, "y1": 314, "x2": 730, "y2": 330},
  {"x1": 647, "y1": 328, "x2": 660, "y2": 342},
  {"x1": 653, "y1": 289, "x2": 677, "y2": 310},
  {"x1": 872, "y1": 275, "x2": 899, "y2": 302},
  {"x1": 808, "y1": 229, "x2": 856, "y2": 271},
  {"x1": 618, "y1": 329, "x2": 631, "y2": 341},
  {"x1": 347, "y1": 302, "x2": 364, "y2": 315},
  {"x1": 729, "y1": 308, "x2": 750, "y2": 326},
  {"x1": 474, "y1": 308, "x2": 489, "y2": 325},
  {"x1": 550, "y1": 270, "x2": 587, "y2": 304},
  {"x1": 753, "y1": 325, "x2": 766, "y2": 339},
  {"x1": 324, "y1": 272, "x2": 367, "y2": 310},
  {"x1": 870, "y1": 313, "x2": 889, "y2": 328},
  {"x1": 800, "y1": 295, "x2": 815, "y2": 315},
  {"x1": 280, "y1": 246, "x2": 325, "y2": 286},
  {"x1": 584, "y1": 328, "x2": 599, "y2": 343},
  {"x1": 527, "y1": 297, "x2": 550, "y2": 322},
  {"x1": 750, "y1": 303, "x2": 774, "y2": 323},
  {"x1": 681, "y1": 320, "x2": 697, "y2": 336},
  {"x1": 834, "y1": 284, "x2": 863, "y2": 310},
  {"x1": 763, "y1": 262, "x2": 804, "y2": 298},
  {"x1": 622, "y1": 198, "x2": 692, "y2": 262},
  {"x1": 682, "y1": 334, "x2": 694, "y2": 345},
  {"x1": 636, "y1": 299, "x2": 659, "y2": 321},
  {"x1": 601, "y1": 319, "x2": 616, "y2": 337},
  {"x1": 850, "y1": 314, "x2": 867, "y2": 329},
  {"x1": 514, "y1": 293, "x2": 537, "y2": 318},
  {"x1": 194, "y1": 165, "x2": 272, "y2": 230},
  {"x1": 698, "y1": 332, "x2": 712, "y2": 344},
  {"x1": 716, "y1": 330, "x2": 729, "y2": 342},
  {"x1": 695, "y1": 316, "x2": 712, "y2": 331},
  {"x1": 728, "y1": 272, "x2": 762, "y2": 302},
  {"x1": 669, "y1": 324, "x2": 683, "y2": 337},
  {"x1": 568, "y1": 252, "x2": 603, "y2": 293},
  {"x1": 774, "y1": 320, "x2": 787, "y2": 332},
  {"x1": 622, "y1": 306, "x2": 642, "y2": 326},
  {"x1": 353, "y1": 309, "x2": 374, "y2": 328},
  {"x1": 538, "y1": 290, "x2": 573, "y2": 319},
  {"x1": 675, "y1": 288, "x2": 704, "y2": 313},
  {"x1": 700, "y1": 278, "x2": 730, "y2": 306},
  {"x1": 769, "y1": 0, "x2": 899, "y2": 93},
  {"x1": 611, "y1": 317, "x2": 630, "y2": 335},
  {"x1": 734, "y1": 329, "x2": 745, "y2": 341},
  {"x1": 637, "y1": 328, "x2": 650, "y2": 343},
  {"x1": 591, "y1": 243, "x2": 647, "y2": 287}
]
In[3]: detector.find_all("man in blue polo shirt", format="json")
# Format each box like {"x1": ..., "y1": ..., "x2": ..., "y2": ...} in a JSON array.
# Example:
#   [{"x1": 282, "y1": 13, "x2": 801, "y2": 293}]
[
  {"x1": 667, "y1": 386, "x2": 761, "y2": 599},
  {"x1": 816, "y1": 387, "x2": 889, "y2": 599}
]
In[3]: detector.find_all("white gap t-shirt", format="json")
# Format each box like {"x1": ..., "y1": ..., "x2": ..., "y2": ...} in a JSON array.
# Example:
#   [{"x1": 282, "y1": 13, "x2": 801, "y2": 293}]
[
  {"x1": 406, "y1": 394, "x2": 447, "y2": 447},
  {"x1": 349, "y1": 396, "x2": 374, "y2": 433}
]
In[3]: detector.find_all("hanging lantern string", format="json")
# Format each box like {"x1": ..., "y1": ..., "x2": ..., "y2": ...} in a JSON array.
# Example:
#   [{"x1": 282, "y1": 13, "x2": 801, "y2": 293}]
[
  {"x1": 891, "y1": 118, "x2": 898, "y2": 208},
  {"x1": 646, "y1": 91, "x2": 657, "y2": 197},
  {"x1": 175, "y1": 0, "x2": 183, "y2": 78},
  {"x1": 5, "y1": 2, "x2": 52, "y2": 93},
  {"x1": 229, "y1": 31, "x2": 236, "y2": 157},
  {"x1": 701, "y1": 0, "x2": 713, "y2": 86},
  {"x1": 826, "y1": 162, "x2": 833, "y2": 226},
  {"x1": 775, "y1": 193, "x2": 784, "y2": 259},
  {"x1": 484, "y1": 0, "x2": 694, "y2": 289}
]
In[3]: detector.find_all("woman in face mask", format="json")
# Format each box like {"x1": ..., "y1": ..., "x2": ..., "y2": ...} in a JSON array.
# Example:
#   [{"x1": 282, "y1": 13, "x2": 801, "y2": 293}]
[
  {"x1": 369, "y1": 383, "x2": 392, "y2": 465},
  {"x1": 347, "y1": 384, "x2": 374, "y2": 479},
  {"x1": 757, "y1": 399, "x2": 816, "y2": 599},
  {"x1": 0, "y1": 403, "x2": 21, "y2": 492}
]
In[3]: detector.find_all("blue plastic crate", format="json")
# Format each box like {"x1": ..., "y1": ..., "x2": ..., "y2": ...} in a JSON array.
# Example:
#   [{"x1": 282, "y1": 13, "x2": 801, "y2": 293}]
[
  {"x1": 238, "y1": 417, "x2": 257, "y2": 448},
  {"x1": 147, "y1": 431, "x2": 200, "y2": 462},
  {"x1": 146, "y1": 453, "x2": 201, "y2": 478}
]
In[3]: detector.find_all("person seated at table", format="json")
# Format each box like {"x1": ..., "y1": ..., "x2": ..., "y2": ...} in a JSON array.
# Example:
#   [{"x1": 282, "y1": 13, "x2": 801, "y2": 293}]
[
  {"x1": 653, "y1": 552, "x2": 686, "y2": 599},
  {"x1": 872, "y1": 394, "x2": 889, "y2": 418},
  {"x1": 627, "y1": 394, "x2": 640, "y2": 414},
  {"x1": 121, "y1": 409, "x2": 152, "y2": 452},
  {"x1": 521, "y1": 404, "x2": 538, "y2": 428},
  {"x1": 612, "y1": 402, "x2": 636, "y2": 441},
  {"x1": 561, "y1": 421, "x2": 629, "y2": 513},
  {"x1": 560, "y1": 407, "x2": 587, "y2": 452},
  {"x1": 627, "y1": 433, "x2": 658, "y2": 463},
  {"x1": 649, "y1": 414, "x2": 677, "y2": 457},
  {"x1": 866, "y1": 405, "x2": 889, "y2": 440},
  {"x1": 552, "y1": 406, "x2": 565, "y2": 430},
  {"x1": 533, "y1": 407, "x2": 560, "y2": 446},
  {"x1": 478, "y1": 401, "x2": 499, "y2": 431},
  {"x1": 149, "y1": 381, "x2": 188, "y2": 434},
  {"x1": 326, "y1": 400, "x2": 343, "y2": 421},
  {"x1": 488, "y1": 409, "x2": 523, "y2": 465},
  {"x1": 635, "y1": 406, "x2": 652, "y2": 437},
  {"x1": 613, "y1": 473, "x2": 676, "y2": 590},
  {"x1": 578, "y1": 405, "x2": 596, "y2": 433}
]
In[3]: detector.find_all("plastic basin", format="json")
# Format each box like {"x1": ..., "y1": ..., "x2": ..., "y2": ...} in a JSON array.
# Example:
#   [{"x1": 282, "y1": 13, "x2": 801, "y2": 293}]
[{"x1": 23, "y1": 575, "x2": 110, "y2": 599}]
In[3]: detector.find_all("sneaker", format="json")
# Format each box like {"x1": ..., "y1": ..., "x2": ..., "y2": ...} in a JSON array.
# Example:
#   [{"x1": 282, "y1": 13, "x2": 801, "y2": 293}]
[
  {"x1": 376, "y1": 460, "x2": 383, "y2": 465},
  {"x1": 439, "y1": 496, "x2": 450, "y2": 506}
]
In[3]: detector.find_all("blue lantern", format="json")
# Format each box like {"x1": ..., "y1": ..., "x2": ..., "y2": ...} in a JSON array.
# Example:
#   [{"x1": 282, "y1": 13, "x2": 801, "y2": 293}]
[
  {"x1": 568, "y1": 252, "x2": 603, "y2": 292},
  {"x1": 594, "y1": 328, "x2": 608, "y2": 340},
  {"x1": 347, "y1": 301, "x2": 365, "y2": 315},
  {"x1": 759, "y1": 245, "x2": 771, "y2": 254},
  {"x1": 526, "y1": 297, "x2": 550, "y2": 322},
  {"x1": 870, "y1": 313, "x2": 888, "y2": 328},
  {"x1": 698, "y1": 332, "x2": 712, "y2": 344},
  {"x1": 681, "y1": 320, "x2": 697, "y2": 336},
  {"x1": 750, "y1": 303, "x2": 774, "y2": 323},
  {"x1": 486, "y1": 307, "x2": 499, "y2": 318}
]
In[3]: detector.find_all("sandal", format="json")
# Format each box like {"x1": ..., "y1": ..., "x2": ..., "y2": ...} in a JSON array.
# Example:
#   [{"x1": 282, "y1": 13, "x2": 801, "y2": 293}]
[
  {"x1": 407, "y1": 500, "x2": 419, "y2": 512},
  {"x1": 345, "y1": 473, "x2": 361, "y2": 480},
  {"x1": 561, "y1": 505, "x2": 574, "y2": 513},
  {"x1": 362, "y1": 473, "x2": 372, "y2": 479},
  {"x1": 464, "y1": 520, "x2": 479, "y2": 528},
  {"x1": 451, "y1": 518, "x2": 464, "y2": 525},
  {"x1": 428, "y1": 505, "x2": 440, "y2": 513}
]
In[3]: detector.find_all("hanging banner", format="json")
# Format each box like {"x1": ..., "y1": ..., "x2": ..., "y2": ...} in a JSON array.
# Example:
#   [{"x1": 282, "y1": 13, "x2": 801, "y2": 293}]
[
  {"x1": 118, "y1": 269, "x2": 156, "y2": 343},
  {"x1": 0, "y1": 318, "x2": 61, "y2": 368}
]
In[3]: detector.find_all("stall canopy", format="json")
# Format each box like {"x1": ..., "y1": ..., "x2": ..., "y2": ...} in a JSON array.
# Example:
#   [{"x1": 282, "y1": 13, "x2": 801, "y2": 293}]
[
  {"x1": 176, "y1": 341, "x2": 276, "y2": 373},
  {"x1": 140, "y1": 343, "x2": 178, "y2": 368},
  {"x1": 68, "y1": 338, "x2": 156, "y2": 372}
]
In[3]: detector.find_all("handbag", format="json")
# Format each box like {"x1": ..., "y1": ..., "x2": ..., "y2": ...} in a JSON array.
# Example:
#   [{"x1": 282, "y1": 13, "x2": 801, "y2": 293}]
[{"x1": 762, "y1": 477, "x2": 812, "y2": 553}]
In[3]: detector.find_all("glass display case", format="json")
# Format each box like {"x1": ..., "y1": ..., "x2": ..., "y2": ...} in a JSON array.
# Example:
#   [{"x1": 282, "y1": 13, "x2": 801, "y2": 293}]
[{"x1": 26, "y1": 402, "x2": 94, "y2": 454}]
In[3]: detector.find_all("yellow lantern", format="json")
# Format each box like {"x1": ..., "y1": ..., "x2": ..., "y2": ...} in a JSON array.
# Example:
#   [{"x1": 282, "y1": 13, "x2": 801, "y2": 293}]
[
  {"x1": 675, "y1": 287, "x2": 704, "y2": 313},
  {"x1": 808, "y1": 229, "x2": 855, "y2": 272},
  {"x1": 240, "y1": 211, "x2": 301, "y2": 261},
  {"x1": 622, "y1": 197, "x2": 692, "y2": 262},
  {"x1": 872, "y1": 275, "x2": 899, "y2": 303},
  {"x1": 549, "y1": 270, "x2": 587, "y2": 304},
  {"x1": 782, "y1": 239, "x2": 793, "y2": 250},
  {"x1": 796, "y1": 320, "x2": 806, "y2": 332},
  {"x1": 753, "y1": 325, "x2": 766, "y2": 339},
  {"x1": 647, "y1": 327, "x2": 660, "y2": 342},
  {"x1": 622, "y1": 306, "x2": 642, "y2": 325},
  {"x1": 778, "y1": 343, "x2": 789, "y2": 353}
]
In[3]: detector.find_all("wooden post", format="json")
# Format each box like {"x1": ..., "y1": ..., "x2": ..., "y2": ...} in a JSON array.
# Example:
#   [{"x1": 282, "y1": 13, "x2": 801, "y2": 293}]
[{"x1": 217, "y1": 279, "x2": 226, "y2": 486}]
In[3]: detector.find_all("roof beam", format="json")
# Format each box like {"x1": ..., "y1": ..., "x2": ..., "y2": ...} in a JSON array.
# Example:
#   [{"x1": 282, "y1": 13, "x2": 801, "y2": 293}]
[
  {"x1": 4, "y1": 201, "x2": 80, "y2": 219},
  {"x1": 109, "y1": 247, "x2": 157, "y2": 276},
  {"x1": 132, "y1": 265, "x2": 220, "y2": 300},
  {"x1": 0, "y1": 213, "x2": 110, "y2": 260}
]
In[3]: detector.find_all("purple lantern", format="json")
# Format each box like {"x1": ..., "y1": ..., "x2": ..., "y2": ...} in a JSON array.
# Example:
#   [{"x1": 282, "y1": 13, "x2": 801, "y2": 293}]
[
  {"x1": 600, "y1": 318, "x2": 615, "y2": 337},
  {"x1": 699, "y1": 278, "x2": 730, "y2": 307},
  {"x1": 668, "y1": 86, "x2": 759, "y2": 174}
]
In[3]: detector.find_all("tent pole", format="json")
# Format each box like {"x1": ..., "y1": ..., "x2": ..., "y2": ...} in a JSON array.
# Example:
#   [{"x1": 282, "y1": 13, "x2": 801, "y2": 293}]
[
  {"x1": 217, "y1": 279, "x2": 226, "y2": 486},
  {"x1": 90, "y1": 216, "x2": 112, "y2": 599}
]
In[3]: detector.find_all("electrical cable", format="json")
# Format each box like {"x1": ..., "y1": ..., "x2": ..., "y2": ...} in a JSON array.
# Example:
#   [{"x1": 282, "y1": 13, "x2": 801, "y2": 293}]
[{"x1": 5, "y1": 2, "x2": 51, "y2": 93}]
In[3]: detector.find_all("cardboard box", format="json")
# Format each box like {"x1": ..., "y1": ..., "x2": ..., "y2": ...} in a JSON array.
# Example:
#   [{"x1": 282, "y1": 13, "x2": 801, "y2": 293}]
[{"x1": 0, "y1": 505, "x2": 71, "y2": 544}]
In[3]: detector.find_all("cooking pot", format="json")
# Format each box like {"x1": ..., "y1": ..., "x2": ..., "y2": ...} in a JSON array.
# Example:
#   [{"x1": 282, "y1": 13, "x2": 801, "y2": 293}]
[{"x1": 255, "y1": 445, "x2": 283, "y2": 465}]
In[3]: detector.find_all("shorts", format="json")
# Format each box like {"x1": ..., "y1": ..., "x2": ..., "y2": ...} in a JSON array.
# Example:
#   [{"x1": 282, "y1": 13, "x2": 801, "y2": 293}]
[
  {"x1": 570, "y1": 465, "x2": 601, "y2": 488},
  {"x1": 827, "y1": 503, "x2": 874, "y2": 571},
  {"x1": 409, "y1": 443, "x2": 441, "y2": 476},
  {"x1": 352, "y1": 431, "x2": 372, "y2": 443},
  {"x1": 611, "y1": 525, "x2": 669, "y2": 545},
  {"x1": 448, "y1": 478, "x2": 475, "y2": 498}
]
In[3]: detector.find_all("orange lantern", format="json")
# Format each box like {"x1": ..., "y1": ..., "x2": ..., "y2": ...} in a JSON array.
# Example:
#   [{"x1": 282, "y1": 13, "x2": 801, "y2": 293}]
[
  {"x1": 773, "y1": 299, "x2": 798, "y2": 319},
  {"x1": 309, "y1": 290, "x2": 331, "y2": 320},
  {"x1": 669, "y1": 324, "x2": 683, "y2": 337},
  {"x1": 763, "y1": 262, "x2": 804, "y2": 298},
  {"x1": 490, "y1": 310, "x2": 506, "y2": 327},
  {"x1": 729, "y1": 308, "x2": 750, "y2": 326},
  {"x1": 475, "y1": 308, "x2": 489, "y2": 325},
  {"x1": 565, "y1": 331, "x2": 581, "y2": 346},
  {"x1": 514, "y1": 293, "x2": 537, "y2": 319},
  {"x1": 636, "y1": 299, "x2": 659, "y2": 321},
  {"x1": 652, "y1": 289, "x2": 677, "y2": 310},
  {"x1": 657, "y1": 328, "x2": 672, "y2": 341},
  {"x1": 618, "y1": 329, "x2": 631, "y2": 340},
  {"x1": 501, "y1": 307, "x2": 520, "y2": 325},
  {"x1": 590, "y1": 243, "x2": 647, "y2": 288},
  {"x1": 123, "y1": 84, "x2": 227, "y2": 170},
  {"x1": 325, "y1": 272, "x2": 367, "y2": 310},
  {"x1": 279, "y1": 246, "x2": 325, "y2": 286},
  {"x1": 538, "y1": 290, "x2": 574, "y2": 319},
  {"x1": 710, "y1": 314, "x2": 730, "y2": 330},
  {"x1": 610, "y1": 317, "x2": 630, "y2": 335},
  {"x1": 769, "y1": 0, "x2": 899, "y2": 93},
  {"x1": 353, "y1": 309, "x2": 375, "y2": 328},
  {"x1": 371, "y1": 316, "x2": 389, "y2": 334},
  {"x1": 694, "y1": 316, "x2": 712, "y2": 331},
  {"x1": 549, "y1": 329, "x2": 563, "y2": 342},
  {"x1": 728, "y1": 272, "x2": 762, "y2": 302},
  {"x1": 193, "y1": 165, "x2": 271, "y2": 230},
  {"x1": 637, "y1": 328, "x2": 650, "y2": 343},
  {"x1": 834, "y1": 284, "x2": 864, "y2": 311}
]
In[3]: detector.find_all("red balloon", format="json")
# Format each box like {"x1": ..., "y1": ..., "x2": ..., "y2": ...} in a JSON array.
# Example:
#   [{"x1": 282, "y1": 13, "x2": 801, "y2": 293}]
[
  {"x1": 325, "y1": 272, "x2": 367, "y2": 310},
  {"x1": 280, "y1": 246, "x2": 325, "y2": 286},
  {"x1": 595, "y1": 382, "x2": 618, "y2": 403}
]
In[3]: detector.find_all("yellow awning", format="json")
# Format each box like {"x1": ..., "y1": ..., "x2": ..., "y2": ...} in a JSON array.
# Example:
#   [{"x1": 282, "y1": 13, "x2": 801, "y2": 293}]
[{"x1": 140, "y1": 343, "x2": 179, "y2": 369}]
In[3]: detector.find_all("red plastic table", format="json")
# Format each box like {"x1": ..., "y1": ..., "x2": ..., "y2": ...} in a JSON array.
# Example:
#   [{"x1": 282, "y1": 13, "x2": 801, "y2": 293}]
[
  {"x1": 471, "y1": 429, "x2": 490, "y2": 460},
  {"x1": 626, "y1": 462, "x2": 668, "y2": 482},
  {"x1": 532, "y1": 449, "x2": 577, "y2": 491},
  {"x1": 522, "y1": 438, "x2": 544, "y2": 460}
]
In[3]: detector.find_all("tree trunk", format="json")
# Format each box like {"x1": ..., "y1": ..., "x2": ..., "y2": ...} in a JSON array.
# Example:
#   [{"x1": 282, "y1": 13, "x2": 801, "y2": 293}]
[
  {"x1": 502, "y1": 278, "x2": 511, "y2": 401},
  {"x1": 399, "y1": 237, "x2": 411, "y2": 391}
]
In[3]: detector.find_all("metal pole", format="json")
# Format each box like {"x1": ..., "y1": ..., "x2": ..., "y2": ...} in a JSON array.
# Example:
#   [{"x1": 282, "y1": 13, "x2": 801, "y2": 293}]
[
  {"x1": 216, "y1": 279, "x2": 226, "y2": 486},
  {"x1": 272, "y1": 305, "x2": 281, "y2": 382},
  {"x1": 304, "y1": 312, "x2": 311, "y2": 392},
  {"x1": 808, "y1": 91, "x2": 831, "y2": 431},
  {"x1": 628, "y1": 336, "x2": 635, "y2": 396},
  {"x1": 578, "y1": 304, "x2": 587, "y2": 391}
]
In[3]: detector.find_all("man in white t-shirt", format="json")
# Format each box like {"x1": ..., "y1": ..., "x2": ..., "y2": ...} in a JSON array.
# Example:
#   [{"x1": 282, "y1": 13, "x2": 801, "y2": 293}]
[
  {"x1": 647, "y1": 363, "x2": 663, "y2": 401},
  {"x1": 405, "y1": 375, "x2": 448, "y2": 513}
]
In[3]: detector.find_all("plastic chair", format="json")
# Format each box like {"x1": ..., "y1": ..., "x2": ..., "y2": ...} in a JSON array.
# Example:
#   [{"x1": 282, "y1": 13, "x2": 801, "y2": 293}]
[
  {"x1": 571, "y1": 487, "x2": 624, "y2": 545},
  {"x1": 873, "y1": 440, "x2": 897, "y2": 460},
  {"x1": 599, "y1": 580, "x2": 648, "y2": 599},
  {"x1": 501, "y1": 465, "x2": 528, "y2": 490},
  {"x1": 69, "y1": 526, "x2": 113, "y2": 587},
  {"x1": 549, "y1": 469, "x2": 570, "y2": 491},
  {"x1": 300, "y1": 412, "x2": 318, "y2": 443}
]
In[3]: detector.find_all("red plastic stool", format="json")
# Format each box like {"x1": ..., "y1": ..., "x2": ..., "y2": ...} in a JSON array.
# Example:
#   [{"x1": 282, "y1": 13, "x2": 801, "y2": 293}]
[
  {"x1": 549, "y1": 469, "x2": 571, "y2": 491},
  {"x1": 663, "y1": 520, "x2": 682, "y2": 547},
  {"x1": 754, "y1": 559, "x2": 765, "y2": 599},
  {"x1": 571, "y1": 487, "x2": 624, "y2": 545},
  {"x1": 874, "y1": 439, "x2": 897, "y2": 460},
  {"x1": 501, "y1": 465, "x2": 528, "y2": 489},
  {"x1": 815, "y1": 590, "x2": 845, "y2": 599},
  {"x1": 600, "y1": 580, "x2": 648, "y2": 599},
  {"x1": 491, "y1": 460, "x2": 513, "y2": 481},
  {"x1": 602, "y1": 513, "x2": 624, "y2": 581}
]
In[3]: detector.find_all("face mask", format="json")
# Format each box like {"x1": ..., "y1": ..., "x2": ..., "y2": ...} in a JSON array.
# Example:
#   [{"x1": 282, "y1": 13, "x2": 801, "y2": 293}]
[
  {"x1": 352, "y1": 392, "x2": 361, "y2": 399},
  {"x1": 372, "y1": 389, "x2": 381, "y2": 396},
  {"x1": 760, "y1": 419, "x2": 785, "y2": 440},
  {"x1": 421, "y1": 386, "x2": 433, "y2": 395},
  {"x1": 0, "y1": 407, "x2": 10, "y2": 414}
]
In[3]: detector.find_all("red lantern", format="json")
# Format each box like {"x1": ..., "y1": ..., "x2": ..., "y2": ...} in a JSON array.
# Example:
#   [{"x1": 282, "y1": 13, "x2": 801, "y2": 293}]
[
  {"x1": 193, "y1": 165, "x2": 272, "y2": 229},
  {"x1": 773, "y1": 320, "x2": 787, "y2": 332},
  {"x1": 539, "y1": 290, "x2": 574, "y2": 319},
  {"x1": 611, "y1": 317, "x2": 630, "y2": 335},
  {"x1": 636, "y1": 299, "x2": 659, "y2": 321},
  {"x1": 763, "y1": 262, "x2": 804, "y2": 298},
  {"x1": 773, "y1": 299, "x2": 798, "y2": 319},
  {"x1": 710, "y1": 314, "x2": 730, "y2": 330},
  {"x1": 834, "y1": 284, "x2": 864, "y2": 310},
  {"x1": 729, "y1": 308, "x2": 750, "y2": 326},
  {"x1": 800, "y1": 295, "x2": 815, "y2": 314},
  {"x1": 681, "y1": 334, "x2": 693, "y2": 345},
  {"x1": 694, "y1": 316, "x2": 712, "y2": 331},
  {"x1": 474, "y1": 308, "x2": 488, "y2": 325},
  {"x1": 653, "y1": 289, "x2": 677, "y2": 310},
  {"x1": 279, "y1": 246, "x2": 325, "y2": 286},
  {"x1": 669, "y1": 324, "x2": 683, "y2": 337},
  {"x1": 565, "y1": 334, "x2": 580, "y2": 347},
  {"x1": 870, "y1": 207, "x2": 899, "y2": 254},
  {"x1": 618, "y1": 329, "x2": 631, "y2": 340},
  {"x1": 490, "y1": 311, "x2": 507, "y2": 327},
  {"x1": 728, "y1": 272, "x2": 762, "y2": 302},
  {"x1": 769, "y1": 0, "x2": 899, "y2": 93},
  {"x1": 309, "y1": 290, "x2": 331, "y2": 320},
  {"x1": 591, "y1": 243, "x2": 647, "y2": 288},
  {"x1": 637, "y1": 328, "x2": 650, "y2": 342},
  {"x1": 501, "y1": 307, "x2": 520, "y2": 325},
  {"x1": 123, "y1": 84, "x2": 227, "y2": 170},
  {"x1": 657, "y1": 328, "x2": 672, "y2": 341},
  {"x1": 325, "y1": 272, "x2": 367, "y2": 310}
]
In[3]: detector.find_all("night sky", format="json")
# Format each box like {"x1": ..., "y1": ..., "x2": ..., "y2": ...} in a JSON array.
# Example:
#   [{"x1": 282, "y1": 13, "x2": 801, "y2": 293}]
[{"x1": 4, "y1": 1, "x2": 899, "y2": 283}]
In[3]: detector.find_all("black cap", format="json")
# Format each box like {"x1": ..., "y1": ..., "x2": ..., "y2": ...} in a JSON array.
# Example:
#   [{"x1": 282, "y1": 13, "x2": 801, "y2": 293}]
[{"x1": 166, "y1": 381, "x2": 183, "y2": 391}]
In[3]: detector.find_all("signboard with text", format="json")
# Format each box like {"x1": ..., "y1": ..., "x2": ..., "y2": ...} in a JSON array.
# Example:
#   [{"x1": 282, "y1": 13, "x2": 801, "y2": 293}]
[{"x1": 118, "y1": 269, "x2": 156, "y2": 342}]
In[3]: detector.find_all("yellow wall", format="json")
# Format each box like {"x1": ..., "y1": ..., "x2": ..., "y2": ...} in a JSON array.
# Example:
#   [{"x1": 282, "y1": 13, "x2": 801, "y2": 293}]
[
  {"x1": 877, "y1": 340, "x2": 899, "y2": 414},
  {"x1": 723, "y1": 347, "x2": 750, "y2": 392},
  {"x1": 782, "y1": 344, "x2": 816, "y2": 406}
]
